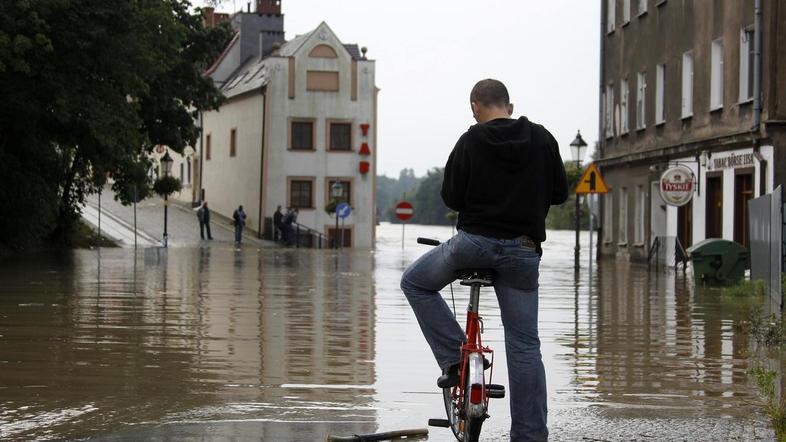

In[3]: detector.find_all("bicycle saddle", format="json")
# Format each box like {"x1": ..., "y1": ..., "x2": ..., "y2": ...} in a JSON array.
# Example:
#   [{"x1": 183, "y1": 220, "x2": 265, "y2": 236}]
[{"x1": 455, "y1": 269, "x2": 496, "y2": 287}]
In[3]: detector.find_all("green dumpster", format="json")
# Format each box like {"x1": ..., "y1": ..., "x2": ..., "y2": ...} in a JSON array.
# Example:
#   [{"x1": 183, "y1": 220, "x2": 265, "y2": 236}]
[{"x1": 686, "y1": 238, "x2": 749, "y2": 285}]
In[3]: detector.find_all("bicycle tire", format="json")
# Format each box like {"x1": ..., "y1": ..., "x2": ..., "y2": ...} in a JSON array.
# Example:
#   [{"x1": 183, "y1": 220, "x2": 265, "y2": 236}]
[
  {"x1": 442, "y1": 385, "x2": 462, "y2": 440},
  {"x1": 461, "y1": 373, "x2": 484, "y2": 442}
]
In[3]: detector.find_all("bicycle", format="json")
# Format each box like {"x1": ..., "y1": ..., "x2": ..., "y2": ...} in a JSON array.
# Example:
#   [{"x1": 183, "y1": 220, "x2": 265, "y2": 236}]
[{"x1": 417, "y1": 237, "x2": 506, "y2": 442}]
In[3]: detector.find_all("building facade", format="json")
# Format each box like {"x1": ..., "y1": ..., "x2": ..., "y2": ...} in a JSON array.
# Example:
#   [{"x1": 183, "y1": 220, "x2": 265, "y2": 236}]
[
  {"x1": 169, "y1": 0, "x2": 378, "y2": 247},
  {"x1": 597, "y1": 0, "x2": 786, "y2": 261}
]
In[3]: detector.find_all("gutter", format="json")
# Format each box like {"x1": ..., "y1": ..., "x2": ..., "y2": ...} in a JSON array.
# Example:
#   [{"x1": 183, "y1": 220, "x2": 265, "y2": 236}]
[{"x1": 596, "y1": 129, "x2": 760, "y2": 167}]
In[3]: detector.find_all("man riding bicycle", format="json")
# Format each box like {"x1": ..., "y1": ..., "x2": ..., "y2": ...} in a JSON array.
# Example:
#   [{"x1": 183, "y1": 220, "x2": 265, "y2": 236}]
[{"x1": 400, "y1": 79, "x2": 568, "y2": 441}]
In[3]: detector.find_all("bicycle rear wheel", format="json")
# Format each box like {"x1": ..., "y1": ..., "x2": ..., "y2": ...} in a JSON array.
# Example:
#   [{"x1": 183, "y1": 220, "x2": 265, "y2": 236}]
[{"x1": 442, "y1": 385, "x2": 462, "y2": 440}]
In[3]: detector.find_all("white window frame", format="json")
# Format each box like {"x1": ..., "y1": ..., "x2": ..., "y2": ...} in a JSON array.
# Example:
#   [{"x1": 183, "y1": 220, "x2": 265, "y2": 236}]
[
  {"x1": 635, "y1": 185, "x2": 645, "y2": 244},
  {"x1": 710, "y1": 38, "x2": 724, "y2": 110},
  {"x1": 618, "y1": 187, "x2": 628, "y2": 245},
  {"x1": 620, "y1": 79, "x2": 629, "y2": 134},
  {"x1": 681, "y1": 51, "x2": 694, "y2": 118},
  {"x1": 638, "y1": 0, "x2": 648, "y2": 15},
  {"x1": 655, "y1": 64, "x2": 665, "y2": 125},
  {"x1": 605, "y1": 84, "x2": 615, "y2": 139},
  {"x1": 636, "y1": 72, "x2": 646, "y2": 130},
  {"x1": 623, "y1": 0, "x2": 631, "y2": 25},
  {"x1": 739, "y1": 27, "x2": 754, "y2": 103},
  {"x1": 604, "y1": 192, "x2": 614, "y2": 244},
  {"x1": 607, "y1": 0, "x2": 616, "y2": 33}
]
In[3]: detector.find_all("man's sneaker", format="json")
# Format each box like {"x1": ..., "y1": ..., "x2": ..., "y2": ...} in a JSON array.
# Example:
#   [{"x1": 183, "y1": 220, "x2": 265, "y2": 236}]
[
  {"x1": 436, "y1": 357, "x2": 491, "y2": 388},
  {"x1": 437, "y1": 363, "x2": 460, "y2": 388}
]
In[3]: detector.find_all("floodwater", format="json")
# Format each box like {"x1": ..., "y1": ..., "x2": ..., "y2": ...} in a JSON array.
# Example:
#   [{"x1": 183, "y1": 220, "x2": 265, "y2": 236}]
[{"x1": 0, "y1": 223, "x2": 774, "y2": 441}]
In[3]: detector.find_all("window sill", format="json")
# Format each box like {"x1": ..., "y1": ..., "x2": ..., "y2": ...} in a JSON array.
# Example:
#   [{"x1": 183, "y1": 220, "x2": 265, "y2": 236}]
[
  {"x1": 681, "y1": 114, "x2": 693, "y2": 120},
  {"x1": 292, "y1": 207, "x2": 315, "y2": 211},
  {"x1": 632, "y1": 242, "x2": 645, "y2": 248},
  {"x1": 636, "y1": 126, "x2": 646, "y2": 132},
  {"x1": 620, "y1": 130, "x2": 629, "y2": 137},
  {"x1": 603, "y1": 240, "x2": 613, "y2": 245},
  {"x1": 617, "y1": 242, "x2": 629, "y2": 247},
  {"x1": 739, "y1": 98, "x2": 753, "y2": 105},
  {"x1": 655, "y1": 120, "x2": 666, "y2": 126},
  {"x1": 710, "y1": 106, "x2": 723, "y2": 114},
  {"x1": 622, "y1": 20, "x2": 630, "y2": 28},
  {"x1": 289, "y1": 148, "x2": 317, "y2": 152},
  {"x1": 638, "y1": 10, "x2": 648, "y2": 17},
  {"x1": 607, "y1": 28, "x2": 615, "y2": 36},
  {"x1": 327, "y1": 149, "x2": 355, "y2": 153}
]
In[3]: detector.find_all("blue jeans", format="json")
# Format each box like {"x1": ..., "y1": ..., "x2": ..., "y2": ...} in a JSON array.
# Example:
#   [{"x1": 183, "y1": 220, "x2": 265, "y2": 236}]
[
  {"x1": 400, "y1": 230, "x2": 548, "y2": 442},
  {"x1": 234, "y1": 224, "x2": 243, "y2": 243}
]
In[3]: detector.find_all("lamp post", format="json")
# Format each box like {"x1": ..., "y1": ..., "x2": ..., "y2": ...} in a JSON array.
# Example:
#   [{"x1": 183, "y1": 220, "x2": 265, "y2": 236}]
[
  {"x1": 570, "y1": 130, "x2": 587, "y2": 269},
  {"x1": 331, "y1": 181, "x2": 343, "y2": 249},
  {"x1": 161, "y1": 151, "x2": 174, "y2": 248}
]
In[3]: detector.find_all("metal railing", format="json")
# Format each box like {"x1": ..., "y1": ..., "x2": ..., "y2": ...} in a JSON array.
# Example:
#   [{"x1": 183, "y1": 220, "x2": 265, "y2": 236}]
[
  {"x1": 648, "y1": 236, "x2": 688, "y2": 273},
  {"x1": 289, "y1": 222, "x2": 328, "y2": 249}
]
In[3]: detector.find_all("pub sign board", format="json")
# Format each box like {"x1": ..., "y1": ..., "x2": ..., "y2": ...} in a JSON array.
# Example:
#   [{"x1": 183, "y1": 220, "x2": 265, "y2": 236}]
[{"x1": 660, "y1": 165, "x2": 695, "y2": 207}]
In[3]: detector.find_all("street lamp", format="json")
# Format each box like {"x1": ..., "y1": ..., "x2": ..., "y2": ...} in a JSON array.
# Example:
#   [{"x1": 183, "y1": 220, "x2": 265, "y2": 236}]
[
  {"x1": 331, "y1": 181, "x2": 344, "y2": 249},
  {"x1": 161, "y1": 151, "x2": 174, "y2": 247},
  {"x1": 570, "y1": 130, "x2": 587, "y2": 269}
]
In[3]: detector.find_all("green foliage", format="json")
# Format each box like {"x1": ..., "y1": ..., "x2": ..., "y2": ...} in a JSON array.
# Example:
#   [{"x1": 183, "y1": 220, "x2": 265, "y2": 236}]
[
  {"x1": 722, "y1": 279, "x2": 766, "y2": 298},
  {"x1": 0, "y1": 0, "x2": 231, "y2": 250},
  {"x1": 65, "y1": 220, "x2": 118, "y2": 249},
  {"x1": 737, "y1": 305, "x2": 786, "y2": 347},
  {"x1": 376, "y1": 168, "x2": 422, "y2": 222},
  {"x1": 748, "y1": 364, "x2": 786, "y2": 440},
  {"x1": 545, "y1": 162, "x2": 591, "y2": 230},
  {"x1": 325, "y1": 198, "x2": 338, "y2": 215},
  {"x1": 410, "y1": 168, "x2": 451, "y2": 225},
  {"x1": 153, "y1": 176, "x2": 182, "y2": 198}
]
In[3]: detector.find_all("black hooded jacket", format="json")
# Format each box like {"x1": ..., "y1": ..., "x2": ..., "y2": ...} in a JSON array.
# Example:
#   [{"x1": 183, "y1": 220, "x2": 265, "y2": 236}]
[{"x1": 441, "y1": 116, "x2": 568, "y2": 242}]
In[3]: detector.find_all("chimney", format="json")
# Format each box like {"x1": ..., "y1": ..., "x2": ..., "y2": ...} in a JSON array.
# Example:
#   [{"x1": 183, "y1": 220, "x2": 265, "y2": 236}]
[
  {"x1": 257, "y1": 0, "x2": 282, "y2": 15},
  {"x1": 258, "y1": 32, "x2": 265, "y2": 61}
]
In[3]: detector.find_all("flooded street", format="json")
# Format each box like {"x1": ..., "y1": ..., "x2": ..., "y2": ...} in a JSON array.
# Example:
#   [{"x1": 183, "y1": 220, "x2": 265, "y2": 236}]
[{"x1": 0, "y1": 224, "x2": 774, "y2": 441}]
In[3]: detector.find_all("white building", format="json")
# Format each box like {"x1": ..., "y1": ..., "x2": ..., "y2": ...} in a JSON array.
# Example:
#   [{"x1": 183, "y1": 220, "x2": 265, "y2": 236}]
[{"x1": 172, "y1": 1, "x2": 378, "y2": 247}]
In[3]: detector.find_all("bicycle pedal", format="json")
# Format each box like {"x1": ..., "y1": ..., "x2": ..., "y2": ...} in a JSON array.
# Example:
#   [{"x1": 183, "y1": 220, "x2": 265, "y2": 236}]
[
  {"x1": 487, "y1": 384, "x2": 505, "y2": 399},
  {"x1": 428, "y1": 418, "x2": 451, "y2": 428}
]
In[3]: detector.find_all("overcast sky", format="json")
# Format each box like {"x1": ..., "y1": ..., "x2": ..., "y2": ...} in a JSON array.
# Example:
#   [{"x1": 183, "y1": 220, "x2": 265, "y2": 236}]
[{"x1": 202, "y1": 1, "x2": 600, "y2": 177}]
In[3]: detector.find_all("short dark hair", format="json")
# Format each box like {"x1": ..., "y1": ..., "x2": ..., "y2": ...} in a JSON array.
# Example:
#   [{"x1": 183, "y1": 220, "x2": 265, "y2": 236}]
[{"x1": 470, "y1": 79, "x2": 510, "y2": 107}]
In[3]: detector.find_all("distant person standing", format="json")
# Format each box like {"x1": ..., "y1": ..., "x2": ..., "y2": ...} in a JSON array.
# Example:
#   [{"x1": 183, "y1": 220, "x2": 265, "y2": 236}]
[
  {"x1": 232, "y1": 205, "x2": 247, "y2": 245},
  {"x1": 282, "y1": 207, "x2": 295, "y2": 246},
  {"x1": 273, "y1": 205, "x2": 283, "y2": 242},
  {"x1": 197, "y1": 202, "x2": 213, "y2": 240}
]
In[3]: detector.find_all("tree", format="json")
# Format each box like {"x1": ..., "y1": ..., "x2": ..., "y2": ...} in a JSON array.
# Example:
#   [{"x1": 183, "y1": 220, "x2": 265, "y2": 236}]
[
  {"x1": 411, "y1": 168, "x2": 451, "y2": 225},
  {"x1": 545, "y1": 161, "x2": 590, "y2": 230},
  {"x1": 0, "y1": 1, "x2": 231, "y2": 250},
  {"x1": 376, "y1": 168, "x2": 423, "y2": 222}
]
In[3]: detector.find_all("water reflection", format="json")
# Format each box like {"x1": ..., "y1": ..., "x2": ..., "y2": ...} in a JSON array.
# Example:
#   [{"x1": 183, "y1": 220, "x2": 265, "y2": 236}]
[
  {"x1": 588, "y1": 260, "x2": 754, "y2": 413},
  {"x1": 0, "y1": 225, "x2": 775, "y2": 441},
  {"x1": 0, "y1": 247, "x2": 377, "y2": 440}
]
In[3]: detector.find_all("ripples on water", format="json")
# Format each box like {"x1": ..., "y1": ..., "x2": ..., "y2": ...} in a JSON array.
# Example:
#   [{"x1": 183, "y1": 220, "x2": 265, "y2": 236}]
[{"x1": 0, "y1": 224, "x2": 772, "y2": 440}]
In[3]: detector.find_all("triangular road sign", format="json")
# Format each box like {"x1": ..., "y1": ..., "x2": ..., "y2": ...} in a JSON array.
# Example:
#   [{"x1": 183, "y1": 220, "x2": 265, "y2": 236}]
[{"x1": 575, "y1": 163, "x2": 609, "y2": 194}]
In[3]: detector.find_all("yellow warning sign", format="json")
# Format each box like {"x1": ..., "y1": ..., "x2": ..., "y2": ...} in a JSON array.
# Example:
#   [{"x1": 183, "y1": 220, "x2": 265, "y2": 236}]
[{"x1": 575, "y1": 163, "x2": 609, "y2": 194}]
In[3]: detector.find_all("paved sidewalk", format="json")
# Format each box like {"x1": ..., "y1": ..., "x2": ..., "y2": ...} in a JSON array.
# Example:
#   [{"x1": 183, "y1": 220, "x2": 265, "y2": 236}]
[{"x1": 83, "y1": 189, "x2": 275, "y2": 248}]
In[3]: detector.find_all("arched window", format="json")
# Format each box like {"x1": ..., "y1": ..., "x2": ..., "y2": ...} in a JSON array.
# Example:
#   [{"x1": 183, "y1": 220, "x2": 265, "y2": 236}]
[{"x1": 309, "y1": 44, "x2": 338, "y2": 58}]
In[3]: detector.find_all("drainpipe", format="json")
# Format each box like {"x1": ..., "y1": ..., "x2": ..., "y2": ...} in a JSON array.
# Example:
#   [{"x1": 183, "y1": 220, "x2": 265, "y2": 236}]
[
  {"x1": 753, "y1": 0, "x2": 765, "y2": 196},
  {"x1": 753, "y1": 0, "x2": 763, "y2": 131},
  {"x1": 199, "y1": 111, "x2": 204, "y2": 202},
  {"x1": 597, "y1": 0, "x2": 607, "y2": 261},
  {"x1": 258, "y1": 88, "x2": 266, "y2": 238}
]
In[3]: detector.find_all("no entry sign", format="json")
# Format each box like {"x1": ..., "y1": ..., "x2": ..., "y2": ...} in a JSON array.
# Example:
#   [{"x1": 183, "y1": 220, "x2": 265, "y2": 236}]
[{"x1": 395, "y1": 201, "x2": 414, "y2": 221}]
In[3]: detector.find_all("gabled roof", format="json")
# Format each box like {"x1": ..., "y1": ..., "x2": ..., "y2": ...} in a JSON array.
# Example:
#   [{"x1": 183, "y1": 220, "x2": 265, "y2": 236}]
[
  {"x1": 219, "y1": 22, "x2": 366, "y2": 99},
  {"x1": 221, "y1": 57, "x2": 271, "y2": 99}
]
